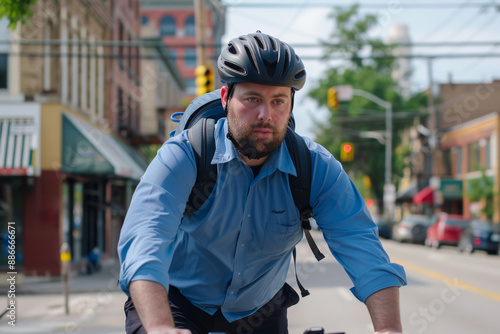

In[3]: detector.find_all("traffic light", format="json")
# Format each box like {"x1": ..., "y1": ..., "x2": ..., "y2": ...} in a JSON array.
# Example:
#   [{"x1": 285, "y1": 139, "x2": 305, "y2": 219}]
[
  {"x1": 327, "y1": 86, "x2": 339, "y2": 109},
  {"x1": 195, "y1": 64, "x2": 215, "y2": 96},
  {"x1": 340, "y1": 142, "x2": 354, "y2": 161}
]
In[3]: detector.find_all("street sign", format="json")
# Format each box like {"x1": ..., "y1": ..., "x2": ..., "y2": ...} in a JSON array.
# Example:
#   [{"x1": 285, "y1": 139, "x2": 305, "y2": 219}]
[
  {"x1": 336, "y1": 85, "x2": 353, "y2": 101},
  {"x1": 383, "y1": 184, "x2": 396, "y2": 204}
]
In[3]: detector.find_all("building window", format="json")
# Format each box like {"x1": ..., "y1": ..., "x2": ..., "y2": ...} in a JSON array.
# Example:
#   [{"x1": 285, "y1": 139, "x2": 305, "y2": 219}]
[
  {"x1": 455, "y1": 147, "x2": 462, "y2": 174},
  {"x1": 442, "y1": 149, "x2": 451, "y2": 176},
  {"x1": 169, "y1": 49, "x2": 177, "y2": 61},
  {"x1": 185, "y1": 78, "x2": 196, "y2": 95},
  {"x1": 119, "y1": 22, "x2": 125, "y2": 69},
  {"x1": 141, "y1": 15, "x2": 149, "y2": 26},
  {"x1": 0, "y1": 54, "x2": 7, "y2": 89},
  {"x1": 185, "y1": 15, "x2": 195, "y2": 36},
  {"x1": 184, "y1": 49, "x2": 196, "y2": 67},
  {"x1": 485, "y1": 137, "x2": 491, "y2": 170},
  {"x1": 160, "y1": 16, "x2": 176, "y2": 36},
  {"x1": 468, "y1": 142, "x2": 481, "y2": 172}
]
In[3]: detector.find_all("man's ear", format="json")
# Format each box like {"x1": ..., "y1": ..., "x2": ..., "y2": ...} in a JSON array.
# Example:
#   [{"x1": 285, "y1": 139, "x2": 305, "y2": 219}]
[{"x1": 220, "y1": 86, "x2": 228, "y2": 108}]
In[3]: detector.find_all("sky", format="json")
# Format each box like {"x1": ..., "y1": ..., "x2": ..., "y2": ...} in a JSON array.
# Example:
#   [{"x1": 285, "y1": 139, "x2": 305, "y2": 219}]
[{"x1": 220, "y1": 0, "x2": 500, "y2": 139}]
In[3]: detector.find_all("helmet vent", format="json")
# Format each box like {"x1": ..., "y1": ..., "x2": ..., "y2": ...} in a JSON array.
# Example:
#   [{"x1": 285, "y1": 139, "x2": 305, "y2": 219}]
[
  {"x1": 264, "y1": 59, "x2": 276, "y2": 78},
  {"x1": 224, "y1": 61, "x2": 245, "y2": 75},
  {"x1": 244, "y1": 45, "x2": 258, "y2": 72},
  {"x1": 295, "y1": 69, "x2": 306, "y2": 80},
  {"x1": 254, "y1": 35, "x2": 265, "y2": 49},
  {"x1": 282, "y1": 50, "x2": 290, "y2": 75},
  {"x1": 227, "y1": 43, "x2": 237, "y2": 55},
  {"x1": 270, "y1": 38, "x2": 278, "y2": 51}
]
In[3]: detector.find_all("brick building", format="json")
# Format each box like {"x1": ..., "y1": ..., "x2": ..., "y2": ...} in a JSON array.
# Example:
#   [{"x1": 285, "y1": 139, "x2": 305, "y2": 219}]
[
  {"x1": 141, "y1": 0, "x2": 226, "y2": 103},
  {"x1": 0, "y1": 0, "x2": 184, "y2": 277}
]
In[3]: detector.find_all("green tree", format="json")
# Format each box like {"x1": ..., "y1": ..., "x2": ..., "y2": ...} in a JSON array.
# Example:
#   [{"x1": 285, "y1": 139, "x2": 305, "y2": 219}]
[
  {"x1": 308, "y1": 5, "x2": 427, "y2": 204},
  {"x1": 468, "y1": 169, "x2": 498, "y2": 221},
  {"x1": 0, "y1": 0, "x2": 36, "y2": 29}
]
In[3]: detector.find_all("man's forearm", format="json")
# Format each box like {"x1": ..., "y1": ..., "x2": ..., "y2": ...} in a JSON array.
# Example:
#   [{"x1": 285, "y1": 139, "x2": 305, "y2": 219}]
[
  {"x1": 365, "y1": 286, "x2": 402, "y2": 333},
  {"x1": 129, "y1": 280, "x2": 176, "y2": 332}
]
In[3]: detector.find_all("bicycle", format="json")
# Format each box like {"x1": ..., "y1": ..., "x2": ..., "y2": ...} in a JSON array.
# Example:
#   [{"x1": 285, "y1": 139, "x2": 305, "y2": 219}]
[
  {"x1": 208, "y1": 328, "x2": 344, "y2": 334},
  {"x1": 303, "y1": 327, "x2": 345, "y2": 334}
]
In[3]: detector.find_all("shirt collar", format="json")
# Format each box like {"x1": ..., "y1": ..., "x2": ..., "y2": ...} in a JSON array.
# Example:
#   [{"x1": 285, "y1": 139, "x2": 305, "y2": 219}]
[{"x1": 212, "y1": 118, "x2": 297, "y2": 177}]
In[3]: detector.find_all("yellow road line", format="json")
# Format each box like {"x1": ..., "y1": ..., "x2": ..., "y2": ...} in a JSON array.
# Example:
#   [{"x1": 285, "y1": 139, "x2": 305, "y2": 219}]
[{"x1": 393, "y1": 258, "x2": 500, "y2": 302}]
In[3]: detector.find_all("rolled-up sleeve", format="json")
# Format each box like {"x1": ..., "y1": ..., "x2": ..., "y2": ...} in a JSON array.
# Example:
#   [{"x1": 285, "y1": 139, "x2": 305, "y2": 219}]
[
  {"x1": 308, "y1": 139, "x2": 407, "y2": 302},
  {"x1": 118, "y1": 133, "x2": 196, "y2": 295}
]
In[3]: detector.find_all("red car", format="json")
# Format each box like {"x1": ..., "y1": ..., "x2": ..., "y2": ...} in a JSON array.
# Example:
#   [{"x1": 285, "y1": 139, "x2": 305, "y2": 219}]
[{"x1": 425, "y1": 213, "x2": 468, "y2": 248}]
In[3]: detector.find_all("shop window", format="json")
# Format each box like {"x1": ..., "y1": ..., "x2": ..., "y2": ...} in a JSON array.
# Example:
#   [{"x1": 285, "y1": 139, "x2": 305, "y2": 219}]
[
  {"x1": 468, "y1": 141, "x2": 481, "y2": 172},
  {"x1": 160, "y1": 16, "x2": 176, "y2": 36},
  {"x1": 185, "y1": 15, "x2": 195, "y2": 36},
  {"x1": 455, "y1": 147, "x2": 462, "y2": 174},
  {"x1": 485, "y1": 137, "x2": 491, "y2": 170},
  {"x1": 0, "y1": 53, "x2": 7, "y2": 89},
  {"x1": 0, "y1": 179, "x2": 24, "y2": 269},
  {"x1": 442, "y1": 149, "x2": 452, "y2": 176}
]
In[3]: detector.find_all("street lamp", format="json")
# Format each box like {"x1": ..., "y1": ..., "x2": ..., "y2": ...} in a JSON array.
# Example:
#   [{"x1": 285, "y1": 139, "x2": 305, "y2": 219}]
[{"x1": 332, "y1": 85, "x2": 394, "y2": 219}]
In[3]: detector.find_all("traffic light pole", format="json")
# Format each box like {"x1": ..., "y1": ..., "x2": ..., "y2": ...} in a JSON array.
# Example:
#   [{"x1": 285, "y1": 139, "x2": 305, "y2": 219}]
[
  {"x1": 351, "y1": 89, "x2": 394, "y2": 219},
  {"x1": 194, "y1": 0, "x2": 207, "y2": 66}
]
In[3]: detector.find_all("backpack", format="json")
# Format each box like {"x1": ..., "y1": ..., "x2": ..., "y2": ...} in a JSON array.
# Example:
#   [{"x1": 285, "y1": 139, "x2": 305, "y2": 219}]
[{"x1": 172, "y1": 89, "x2": 325, "y2": 296}]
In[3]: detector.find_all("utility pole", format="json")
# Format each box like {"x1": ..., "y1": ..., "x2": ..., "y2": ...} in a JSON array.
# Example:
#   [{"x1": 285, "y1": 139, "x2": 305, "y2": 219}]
[
  {"x1": 427, "y1": 57, "x2": 442, "y2": 208},
  {"x1": 194, "y1": 0, "x2": 207, "y2": 66},
  {"x1": 333, "y1": 85, "x2": 395, "y2": 221}
]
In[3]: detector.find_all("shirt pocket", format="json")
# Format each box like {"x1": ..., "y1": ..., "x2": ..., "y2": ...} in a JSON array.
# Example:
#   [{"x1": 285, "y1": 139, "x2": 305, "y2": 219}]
[{"x1": 261, "y1": 218, "x2": 302, "y2": 257}]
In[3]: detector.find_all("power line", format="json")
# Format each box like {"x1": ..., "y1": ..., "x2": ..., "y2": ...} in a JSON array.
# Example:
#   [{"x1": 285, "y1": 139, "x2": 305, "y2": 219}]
[
  {"x1": 2, "y1": 39, "x2": 500, "y2": 48},
  {"x1": 422, "y1": 0, "x2": 471, "y2": 40},
  {"x1": 6, "y1": 51, "x2": 500, "y2": 61},
  {"x1": 223, "y1": 1, "x2": 500, "y2": 9}
]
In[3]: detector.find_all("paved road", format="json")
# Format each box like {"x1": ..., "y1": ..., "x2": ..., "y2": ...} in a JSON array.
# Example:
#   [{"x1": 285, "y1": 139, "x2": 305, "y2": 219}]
[{"x1": 2, "y1": 230, "x2": 499, "y2": 333}]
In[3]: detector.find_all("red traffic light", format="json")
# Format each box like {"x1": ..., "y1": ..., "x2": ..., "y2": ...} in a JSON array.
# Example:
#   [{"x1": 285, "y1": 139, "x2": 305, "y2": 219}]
[{"x1": 340, "y1": 142, "x2": 354, "y2": 161}]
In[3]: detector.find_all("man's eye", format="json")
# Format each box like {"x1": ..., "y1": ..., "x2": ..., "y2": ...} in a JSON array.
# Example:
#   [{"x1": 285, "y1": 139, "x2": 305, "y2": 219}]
[
  {"x1": 273, "y1": 100, "x2": 284, "y2": 105},
  {"x1": 247, "y1": 97, "x2": 258, "y2": 102}
]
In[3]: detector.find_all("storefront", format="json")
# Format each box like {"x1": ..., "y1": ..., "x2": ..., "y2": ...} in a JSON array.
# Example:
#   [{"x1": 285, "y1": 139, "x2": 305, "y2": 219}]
[
  {"x1": 2, "y1": 103, "x2": 146, "y2": 276},
  {"x1": 0, "y1": 103, "x2": 41, "y2": 271}
]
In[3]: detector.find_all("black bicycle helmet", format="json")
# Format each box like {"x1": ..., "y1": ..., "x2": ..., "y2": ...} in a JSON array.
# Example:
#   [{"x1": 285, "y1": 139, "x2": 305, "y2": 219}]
[{"x1": 217, "y1": 31, "x2": 306, "y2": 90}]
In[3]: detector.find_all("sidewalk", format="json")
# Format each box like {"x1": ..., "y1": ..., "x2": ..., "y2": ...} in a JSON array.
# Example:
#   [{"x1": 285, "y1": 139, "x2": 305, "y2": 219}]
[{"x1": 1, "y1": 259, "x2": 122, "y2": 295}]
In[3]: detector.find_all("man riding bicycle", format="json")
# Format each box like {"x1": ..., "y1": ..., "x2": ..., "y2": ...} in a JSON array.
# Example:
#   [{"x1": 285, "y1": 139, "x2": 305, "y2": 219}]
[{"x1": 118, "y1": 31, "x2": 407, "y2": 334}]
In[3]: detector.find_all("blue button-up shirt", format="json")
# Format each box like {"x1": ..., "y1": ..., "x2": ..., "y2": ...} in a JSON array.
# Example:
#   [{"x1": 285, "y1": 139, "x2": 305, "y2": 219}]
[{"x1": 118, "y1": 118, "x2": 406, "y2": 322}]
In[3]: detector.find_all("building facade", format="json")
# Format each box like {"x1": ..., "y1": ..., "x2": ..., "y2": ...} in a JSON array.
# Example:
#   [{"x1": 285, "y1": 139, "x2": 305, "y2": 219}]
[
  {"x1": 0, "y1": 0, "x2": 184, "y2": 277},
  {"x1": 141, "y1": 0, "x2": 226, "y2": 102}
]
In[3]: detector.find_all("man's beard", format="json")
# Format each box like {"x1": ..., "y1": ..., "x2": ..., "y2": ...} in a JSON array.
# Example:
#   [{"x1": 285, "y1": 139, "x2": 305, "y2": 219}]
[{"x1": 226, "y1": 107, "x2": 288, "y2": 160}]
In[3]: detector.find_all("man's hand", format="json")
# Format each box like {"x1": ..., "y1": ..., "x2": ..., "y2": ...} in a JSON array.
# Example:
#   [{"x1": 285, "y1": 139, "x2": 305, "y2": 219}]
[
  {"x1": 365, "y1": 286, "x2": 402, "y2": 333},
  {"x1": 148, "y1": 329, "x2": 192, "y2": 334},
  {"x1": 130, "y1": 280, "x2": 190, "y2": 333}
]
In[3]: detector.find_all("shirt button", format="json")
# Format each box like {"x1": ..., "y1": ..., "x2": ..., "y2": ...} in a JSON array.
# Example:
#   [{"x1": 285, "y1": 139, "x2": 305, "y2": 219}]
[
  {"x1": 247, "y1": 214, "x2": 251, "y2": 218},
  {"x1": 241, "y1": 243, "x2": 245, "y2": 247},
  {"x1": 231, "y1": 291, "x2": 234, "y2": 295},
  {"x1": 237, "y1": 272, "x2": 241, "y2": 276}
]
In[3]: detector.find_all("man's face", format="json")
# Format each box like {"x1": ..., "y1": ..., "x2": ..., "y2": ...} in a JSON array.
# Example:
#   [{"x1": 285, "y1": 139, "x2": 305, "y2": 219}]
[{"x1": 222, "y1": 82, "x2": 292, "y2": 163}]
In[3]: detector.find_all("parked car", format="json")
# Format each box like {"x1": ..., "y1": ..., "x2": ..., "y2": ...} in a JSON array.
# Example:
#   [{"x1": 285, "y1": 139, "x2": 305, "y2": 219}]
[
  {"x1": 458, "y1": 220, "x2": 500, "y2": 255},
  {"x1": 392, "y1": 214, "x2": 435, "y2": 244},
  {"x1": 425, "y1": 213, "x2": 468, "y2": 248},
  {"x1": 374, "y1": 217, "x2": 393, "y2": 239}
]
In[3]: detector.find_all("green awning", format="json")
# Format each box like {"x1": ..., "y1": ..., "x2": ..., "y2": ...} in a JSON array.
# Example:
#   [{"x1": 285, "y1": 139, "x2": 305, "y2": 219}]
[
  {"x1": 440, "y1": 179, "x2": 463, "y2": 200},
  {"x1": 62, "y1": 113, "x2": 146, "y2": 180}
]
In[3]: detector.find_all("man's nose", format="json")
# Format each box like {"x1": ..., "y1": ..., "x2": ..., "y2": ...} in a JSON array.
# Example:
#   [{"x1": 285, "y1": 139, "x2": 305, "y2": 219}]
[{"x1": 257, "y1": 103, "x2": 272, "y2": 121}]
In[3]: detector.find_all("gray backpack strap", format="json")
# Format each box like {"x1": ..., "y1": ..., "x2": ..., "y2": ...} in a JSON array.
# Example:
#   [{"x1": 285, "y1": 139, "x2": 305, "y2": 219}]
[{"x1": 185, "y1": 118, "x2": 217, "y2": 215}]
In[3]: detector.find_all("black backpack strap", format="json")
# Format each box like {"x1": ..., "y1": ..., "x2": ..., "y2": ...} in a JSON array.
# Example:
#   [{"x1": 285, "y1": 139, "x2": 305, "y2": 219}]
[
  {"x1": 185, "y1": 118, "x2": 217, "y2": 215},
  {"x1": 285, "y1": 128, "x2": 326, "y2": 262},
  {"x1": 292, "y1": 247, "x2": 309, "y2": 297}
]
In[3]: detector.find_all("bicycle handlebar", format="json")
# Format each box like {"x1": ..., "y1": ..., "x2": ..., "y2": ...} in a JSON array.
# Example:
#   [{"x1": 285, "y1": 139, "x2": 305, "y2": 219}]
[{"x1": 208, "y1": 328, "x2": 344, "y2": 334}]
